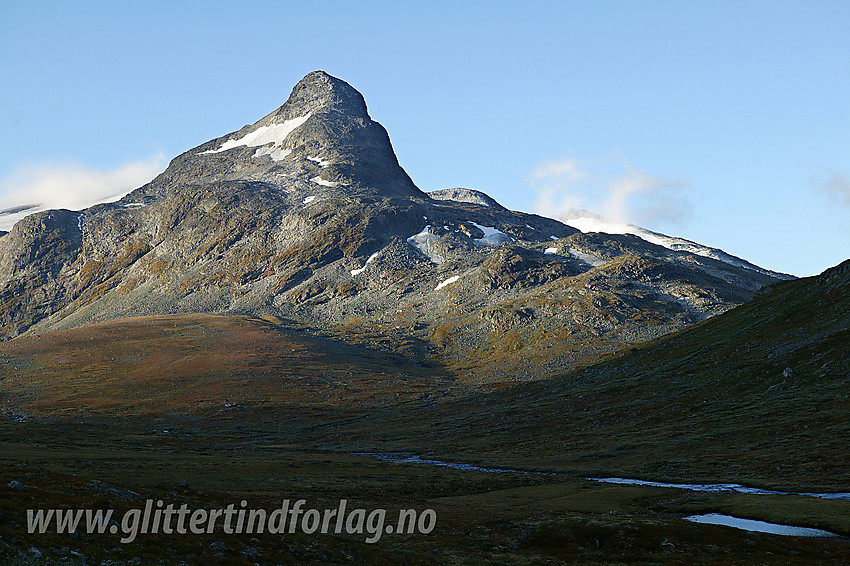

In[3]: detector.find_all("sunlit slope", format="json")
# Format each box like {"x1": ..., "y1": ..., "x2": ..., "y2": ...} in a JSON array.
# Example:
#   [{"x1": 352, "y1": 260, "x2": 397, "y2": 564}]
[{"x1": 0, "y1": 314, "x2": 453, "y2": 415}]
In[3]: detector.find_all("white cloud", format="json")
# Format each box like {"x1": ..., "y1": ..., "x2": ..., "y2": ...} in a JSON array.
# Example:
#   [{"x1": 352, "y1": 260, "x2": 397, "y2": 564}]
[
  {"x1": 528, "y1": 157, "x2": 588, "y2": 213},
  {"x1": 528, "y1": 155, "x2": 691, "y2": 228},
  {"x1": 812, "y1": 170, "x2": 850, "y2": 207},
  {"x1": 0, "y1": 154, "x2": 165, "y2": 212}
]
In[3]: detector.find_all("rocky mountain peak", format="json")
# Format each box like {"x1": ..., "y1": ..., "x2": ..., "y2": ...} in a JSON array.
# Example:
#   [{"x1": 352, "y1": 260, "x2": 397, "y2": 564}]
[
  {"x1": 264, "y1": 70, "x2": 369, "y2": 123},
  {"x1": 141, "y1": 71, "x2": 422, "y2": 199}
]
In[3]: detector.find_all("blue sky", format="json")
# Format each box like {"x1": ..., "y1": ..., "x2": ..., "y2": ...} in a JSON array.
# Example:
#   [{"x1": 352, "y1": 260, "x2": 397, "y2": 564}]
[{"x1": 1, "y1": 0, "x2": 847, "y2": 276}]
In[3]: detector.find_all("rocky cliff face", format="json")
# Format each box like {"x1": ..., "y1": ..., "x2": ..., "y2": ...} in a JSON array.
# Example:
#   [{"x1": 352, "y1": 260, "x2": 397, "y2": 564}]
[
  {"x1": 0, "y1": 71, "x2": 787, "y2": 383},
  {"x1": 141, "y1": 71, "x2": 422, "y2": 200}
]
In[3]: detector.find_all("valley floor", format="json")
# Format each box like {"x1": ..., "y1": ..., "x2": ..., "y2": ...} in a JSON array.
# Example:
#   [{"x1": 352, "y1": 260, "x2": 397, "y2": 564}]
[
  {"x1": 1, "y1": 294, "x2": 847, "y2": 564},
  {"x1": 1, "y1": 409, "x2": 849, "y2": 565}
]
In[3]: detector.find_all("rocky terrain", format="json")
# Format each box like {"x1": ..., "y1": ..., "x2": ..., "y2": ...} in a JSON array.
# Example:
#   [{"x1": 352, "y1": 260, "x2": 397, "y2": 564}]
[{"x1": 0, "y1": 71, "x2": 788, "y2": 384}]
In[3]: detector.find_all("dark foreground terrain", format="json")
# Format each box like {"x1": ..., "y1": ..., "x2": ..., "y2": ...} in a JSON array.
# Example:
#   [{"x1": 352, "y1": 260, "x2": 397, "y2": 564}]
[{"x1": 2, "y1": 424, "x2": 849, "y2": 565}]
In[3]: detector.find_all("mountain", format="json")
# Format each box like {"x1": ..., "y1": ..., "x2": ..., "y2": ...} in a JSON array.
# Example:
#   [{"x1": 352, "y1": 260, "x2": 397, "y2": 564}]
[
  {"x1": 0, "y1": 71, "x2": 787, "y2": 383},
  {"x1": 0, "y1": 204, "x2": 43, "y2": 233},
  {"x1": 558, "y1": 209, "x2": 791, "y2": 279}
]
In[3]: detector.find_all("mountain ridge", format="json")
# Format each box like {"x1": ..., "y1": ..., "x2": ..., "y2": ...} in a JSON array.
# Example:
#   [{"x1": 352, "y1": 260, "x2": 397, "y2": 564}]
[
  {"x1": 0, "y1": 71, "x2": 790, "y2": 383},
  {"x1": 558, "y1": 209, "x2": 792, "y2": 279}
]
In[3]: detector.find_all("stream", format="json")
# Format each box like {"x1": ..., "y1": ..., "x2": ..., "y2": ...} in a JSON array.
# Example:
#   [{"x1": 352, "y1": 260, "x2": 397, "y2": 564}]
[
  {"x1": 684, "y1": 514, "x2": 838, "y2": 537},
  {"x1": 356, "y1": 452, "x2": 848, "y2": 538},
  {"x1": 354, "y1": 452, "x2": 547, "y2": 474},
  {"x1": 590, "y1": 477, "x2": 850, "y2": 501}
]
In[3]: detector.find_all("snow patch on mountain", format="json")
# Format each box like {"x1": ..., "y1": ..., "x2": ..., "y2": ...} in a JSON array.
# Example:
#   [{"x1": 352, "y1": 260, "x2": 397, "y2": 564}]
[
  {"x1": 307, "y1": 156, "x2": 330, "y2": 167},
  {"x1": 468, "y1": 221, "x2": 513, "y2": 246},
  {"x1": 560, "y1": 211, "x2": 789, "y2": 278},
  {"x1": 351, "y1": 251, "x2": 380, "y2": 276},
  {"x1": 200, "y1": 113, "x2": 312, "y2": 156},
  {"x1": 569, "y1": 248, "x2": 607, "y2": 267},
  {"x1": 407, "y1": 226, "x2": 445, "y2": 264},
  {"x1": 435, "y1": 275, "x2": 460, "y2": 290},
  {"x1": 0, "y1": 205, "x2": 42, "y2": 231},
  {"x1": 311, "y1": 176, "x2": 344, "y2": 188},
  {"x1": 254, "y1": 146, "x2": 292, "y2": 161}
]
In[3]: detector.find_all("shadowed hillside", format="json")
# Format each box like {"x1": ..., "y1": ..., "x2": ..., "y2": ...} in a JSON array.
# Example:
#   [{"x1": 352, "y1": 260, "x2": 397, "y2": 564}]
[{"x1": 354, "y1": 260, "x2": 850, "y2": 488}]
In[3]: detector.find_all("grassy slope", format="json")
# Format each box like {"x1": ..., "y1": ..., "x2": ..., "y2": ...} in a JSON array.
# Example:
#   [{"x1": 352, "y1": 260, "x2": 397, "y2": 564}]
[
  {"x1": 0, "y1": 314, "x2": 456, "y2": 415},
  {"x1": 358, "y1": 261, "x2": 850, "y2": 488}
]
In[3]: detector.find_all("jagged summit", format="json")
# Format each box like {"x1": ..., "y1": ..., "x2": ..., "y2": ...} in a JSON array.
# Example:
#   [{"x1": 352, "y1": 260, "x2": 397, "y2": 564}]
[
  {"x1": 141, "y1": 70, "x2": 422, "y2": 199},
  {"x1": 264, "y1": 70, "x2": 370, "y2": 122}
]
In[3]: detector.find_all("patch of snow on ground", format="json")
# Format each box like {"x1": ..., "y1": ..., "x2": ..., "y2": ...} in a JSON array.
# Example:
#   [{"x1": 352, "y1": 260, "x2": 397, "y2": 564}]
[
  {"x1": 526, "y1": 224, "x2": 535, "y2": 230},
  {"x1": 435, "y1": 275, "x2": 460, "y2": 291},
  {"x1": 561, "y1": 212, "x2": 786, "y2": 276},
  {"x1": 569, "y1": 248, "x2": 607, "y2": 267},
  {"x1": 1, "y1": 189, "x2": 136, "y2": 232},
  {"x1": 0, "y1": 207, "x2": 42, "y2": 231},
  {"x1": 406, "y1": 225, "x2": 444, "y2": 264},
  {"x1": 571, "y1": 217, "x2": 674, "y2": 250},
  {"x1": 550, "y1": 235, "x2": 558, "y2": 240},
  {"x1": 468, "y1": 221, "x2": 513, "y2": 246},
  {"x1": 200, "y1": 113, "x2": 311, "y2": 156},
  {"x1": 123, "y1": 202, "x2": 145, "y2": 208},
  {"x1": 351, "y1": 251, "x2": 381, "y2": 275},
  {"x1": 311, "y1": 176, "x2": 343, "y2": 188},
  {"x1": 565, "y1": 216, "x2": 634, "y2": 237},
  {"x1": 544, "y1": 247, "x2": 558, "y2": 254},
  {"x1": 351, "y1": 251, "x2": 380, "y2": 276},
  {"x1": 307, "y1": 156, "x2": 330, "y2": 167},
  {"x1": 303, "y1": 196, "x2": 316, "y2": 204},
  {"x1": 77, "y1": 214, "x2": 83, "y2": 231},
  {"x1": 567, "y1": 215, "x2": 690, "y2": 251},
  {"x1": 254, "y1": 146, "x2": 292, "y2": 161}
]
